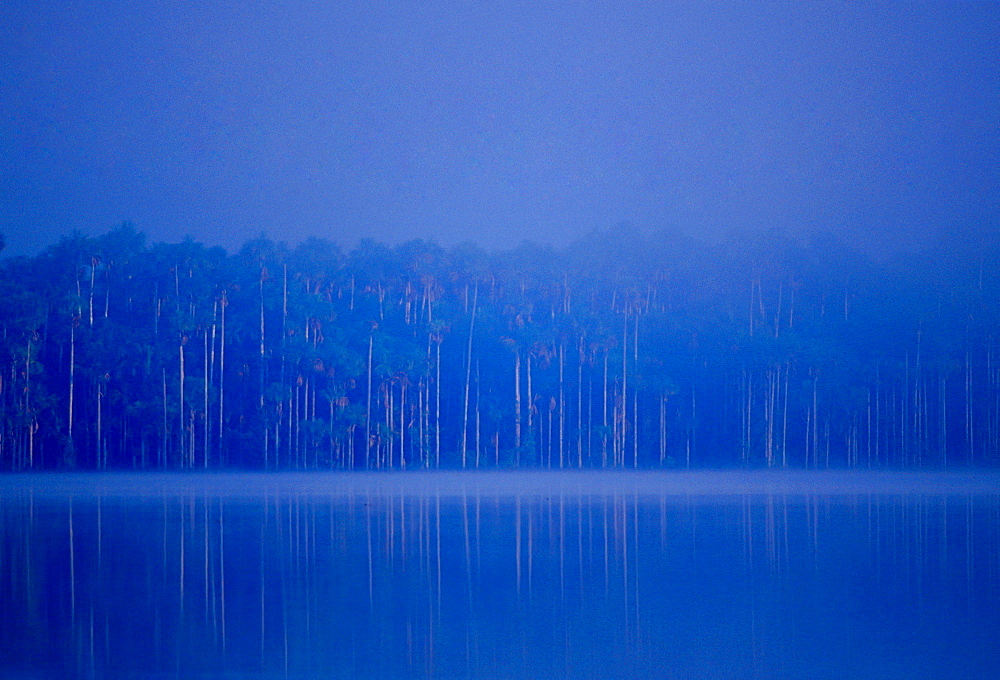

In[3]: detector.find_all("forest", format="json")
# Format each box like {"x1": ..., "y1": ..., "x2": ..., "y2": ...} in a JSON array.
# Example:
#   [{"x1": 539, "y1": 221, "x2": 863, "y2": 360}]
[{"x1": 1, "y1": 225, "x2": 998, "y2": 470}]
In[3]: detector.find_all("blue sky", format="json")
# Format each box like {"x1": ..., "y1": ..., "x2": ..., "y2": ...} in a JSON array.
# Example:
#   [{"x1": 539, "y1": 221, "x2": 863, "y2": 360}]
[{"x1": 2, "y1": 1, "x2": 998, "y2": 256}]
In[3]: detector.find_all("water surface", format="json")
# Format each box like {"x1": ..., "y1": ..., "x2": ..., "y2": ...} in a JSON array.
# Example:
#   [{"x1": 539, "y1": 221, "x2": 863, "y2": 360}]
[{"x1": 2, "y1": 471, "x2": 998, "y2": 679}]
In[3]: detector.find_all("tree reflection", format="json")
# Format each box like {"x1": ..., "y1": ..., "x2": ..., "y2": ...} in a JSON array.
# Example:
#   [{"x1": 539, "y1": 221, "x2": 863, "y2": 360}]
[{"x1": 0, "y1": 472, "x2": 998, "y2": 678}]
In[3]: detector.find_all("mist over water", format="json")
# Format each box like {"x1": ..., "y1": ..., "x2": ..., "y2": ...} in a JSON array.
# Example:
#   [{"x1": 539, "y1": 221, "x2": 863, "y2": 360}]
[
  {"x1": 2, "y1": 471, "x2": 999, "y2": 679},
  {"x1": 5, "y1": 469, "x2": 1000, "y2": 499}
]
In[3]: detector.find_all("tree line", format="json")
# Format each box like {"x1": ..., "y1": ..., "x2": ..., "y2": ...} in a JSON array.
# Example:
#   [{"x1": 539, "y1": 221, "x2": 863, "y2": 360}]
[{"x1": 1, "y1": 224, "x2": 997, "y2": 470}]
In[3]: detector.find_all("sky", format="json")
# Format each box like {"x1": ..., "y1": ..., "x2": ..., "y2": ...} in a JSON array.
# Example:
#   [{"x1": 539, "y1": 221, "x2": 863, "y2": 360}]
[{"x1": 1, "y1": 1, "x2": 998, "y2": 257}]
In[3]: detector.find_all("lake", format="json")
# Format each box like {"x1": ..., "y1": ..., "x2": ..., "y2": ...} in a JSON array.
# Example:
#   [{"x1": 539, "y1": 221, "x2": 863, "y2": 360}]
[{"x1": 2, "y1": 471, "x2": 999, "y2": 679}]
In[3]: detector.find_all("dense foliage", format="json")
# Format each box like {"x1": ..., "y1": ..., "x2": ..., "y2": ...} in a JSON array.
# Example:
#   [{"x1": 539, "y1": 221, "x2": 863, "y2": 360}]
[{"x1": 1, "y1": 225, "x2": 998, "y2": 469}]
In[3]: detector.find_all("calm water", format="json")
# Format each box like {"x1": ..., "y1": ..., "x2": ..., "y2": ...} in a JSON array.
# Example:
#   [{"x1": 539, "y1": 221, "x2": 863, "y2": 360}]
[{"x1": 2, "y1": 471, "x2": 999, "y2": 679}]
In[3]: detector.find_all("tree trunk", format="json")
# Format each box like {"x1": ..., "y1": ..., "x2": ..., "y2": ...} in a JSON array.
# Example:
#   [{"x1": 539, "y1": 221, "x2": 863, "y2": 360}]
[
  {"x1": 68, "y1": 318, "x2": 76, "y2": 457},
  {"x1": 461, "y1": 284, "x2": 477, "y2": 468},
  {"x1": 400, "y1": 377, "x2": 407, "y2": 469},
  {"x1": 161, "y1": 368, "x2": 168, "y2": 467},
  {"x1": 218, "y1": 292, "x2": 226, "y2": 465},
  {"x1": 632, "y1": 311, "x2": 638, "y2": 468},
  {"x1": 96, "y1": 374, "x2": 103, "y2": 468},
  {"x1": 475, "y1": 360, "x2": 481, "y2": 468},
  {"x1": 514, "y1": 349, "x2": 522, "y2": 460},
  {"x1": 179, "y1": 336, "x2": 186, "y2": 468},
  {"x1": 527, "y1": 352, "x2": 534, "y2": 459},
  {"x1": 621, "y1": 308, "x2": 627, "y2": 467},
  {"x1": 204, "y1": 325, "x2": 210, "y2": 468},
  {"x1": 259, "y1": 269, "x2": 267, "y2": 468},
  {"x1": 658, "y1": 391, "x2": 666, "y2": 466},
  {"x1": 577, "y1": 336, "x2": 584, "y2": 468},
  {"x1": 435, "y1": 338, "x2": 441, "y2": 468},
  {"x1": 558, "y1": 342, "x2": 565, "y2": 469},
  {"x1": 602, "y1": 347, "x2": 608, "y2": 468},
  {"x1": 366, "y1": 333, "x2": 373, "y2": 470}
]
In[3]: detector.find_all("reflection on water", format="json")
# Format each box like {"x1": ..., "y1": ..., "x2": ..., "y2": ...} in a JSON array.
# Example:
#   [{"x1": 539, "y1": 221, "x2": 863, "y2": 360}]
[{"x1": 2, "y1": 472, "x2": 999, "y2": 679}]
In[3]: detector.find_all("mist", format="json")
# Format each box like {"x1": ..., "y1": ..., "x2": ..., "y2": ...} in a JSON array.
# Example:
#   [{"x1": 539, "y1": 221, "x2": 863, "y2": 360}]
[
  {"x1": 1, "y1": 226, "x2": 998, "y2": 471},
  {"x1": 3, "y1": 2, "x2": 998, "y2": 257}
]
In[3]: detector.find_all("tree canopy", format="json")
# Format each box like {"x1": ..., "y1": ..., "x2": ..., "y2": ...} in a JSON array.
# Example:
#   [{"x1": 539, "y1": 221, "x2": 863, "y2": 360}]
[{"x1": 1, "y1": 226, "x2": 997, "y2": 470}]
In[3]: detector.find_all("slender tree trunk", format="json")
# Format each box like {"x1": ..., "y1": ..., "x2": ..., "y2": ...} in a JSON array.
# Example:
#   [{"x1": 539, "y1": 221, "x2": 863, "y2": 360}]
[
  {"x1": 89, "y1": 259, "x2": 96, "y2": 327},
  {"x1": 587, "y1": 361, "x2": 594, "y2": 466},
  {"x1": 366, "y1": 333, "x2": 373, "y2": 470},
  {"x1": 189, "y1": 404, "x2": 196, "y2": 469},
  {"x1": 423, "y1": 336, "x2": 432, "y2": 468},
  {"x1": 383, "y1": 380, "x2": 391, "y2": 470},
  {"x1": 419, "y1": 376, "x2": 426, "y2": 468},
  {"x1": 812, "y1": 372, "x2": 819, "y2": 469},
  {"x1": 26, "y1": 338, "x2": 34, "y2": 469},
  {"x1": 435, "y1": 338, "x2": 441, "y2": 468},
  {"x1": 179, "y1": 336, "x2": 186, "y2": 468},
  {"x1": 68, "y1": 319, "x2": 76, "y2": 457},
  {"x1": 287, "y1": 388, "x2": 293, "y2": 467},
  {"x1": 527, "y1": 353, "x2": 534, "y2": 460},
  {"x1": 875, "y1": 363, "x2": 881, "y2": 467},
  {"x1": 577, "y1": 337, "x2": 584, "y2": 468},
  {"x1": 259, "y1": 269, "x2": 267, "y2": 468},
  {"x1": 334, "y1": 393, "x2": 342, "y2": 470},
  {"x1": 782, "y1": 365, "x2": 789, "y2": 468},
  {"x1": 742, "y1": 367, "x2": 751, "y2": 465},
  {"x1": 97, "y1": 376, "x2": 103, "y2": 469},
  {"x1": 514, "y1": 349, "x2": 522, "y2": 460},
  {"x1": 766, "y1": 367, "x2": 776, "y2": 467},
  {"x1": 547, "y1": 398, "x2": 554, "y2": 468},
  {"x1": 632, "y1": 312, "x2": 638, "y2": 468},
  {"x1": 659, "y1": 392, "x2": 666, "y2": 466},
  {"x1": 204, "y1": 326, "x2": 210, "y2": 468},
  {"x1": 289, "y1": 386, "x2": 295, "y2": 468},
  {"x1": 621, "y1": 309, "x2": 627, "y2": 467},
  {"x1": 104, "y1": 266, "x2": 110, "y2": 319},
  {"x1": 161, "y1": 368, "x2": 168, "y2": 467},
  {"x1": 903, "y1": 353, "x2": 910, "y2": 466},
  {"x1": 940, "y1": 372, "x2": 947, "y2": 467},
  {"x1": 400, "y1": 377, "x2": 407, "y2": 469},
  {"x1": 688, "y1": 385, "x2": 695, "y2": 469},
  {"x1": 558, "y1": 342, "x2": 565, "y2": 468},
  {"x1": 788, "y1": 285, "x2": 795, "y2": 330},
  {"x1": 774, "y1": 282, "x2": 782, "y2": 338},
  {"x1": 475, "y1": 360, "x2": 481, "y2": 468},
  {"x1": 966, "y1": 350, "x2": 973, "y2": 465},
  {"x1": 218, "y1": 292, "x2": 226, "y2": 465},
  {"x1": 461, "y1": 284, "x2": 477, "y2": 468},
  {"x1": 602, "y1": 347, "x2": 608, "y2": 468}
]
